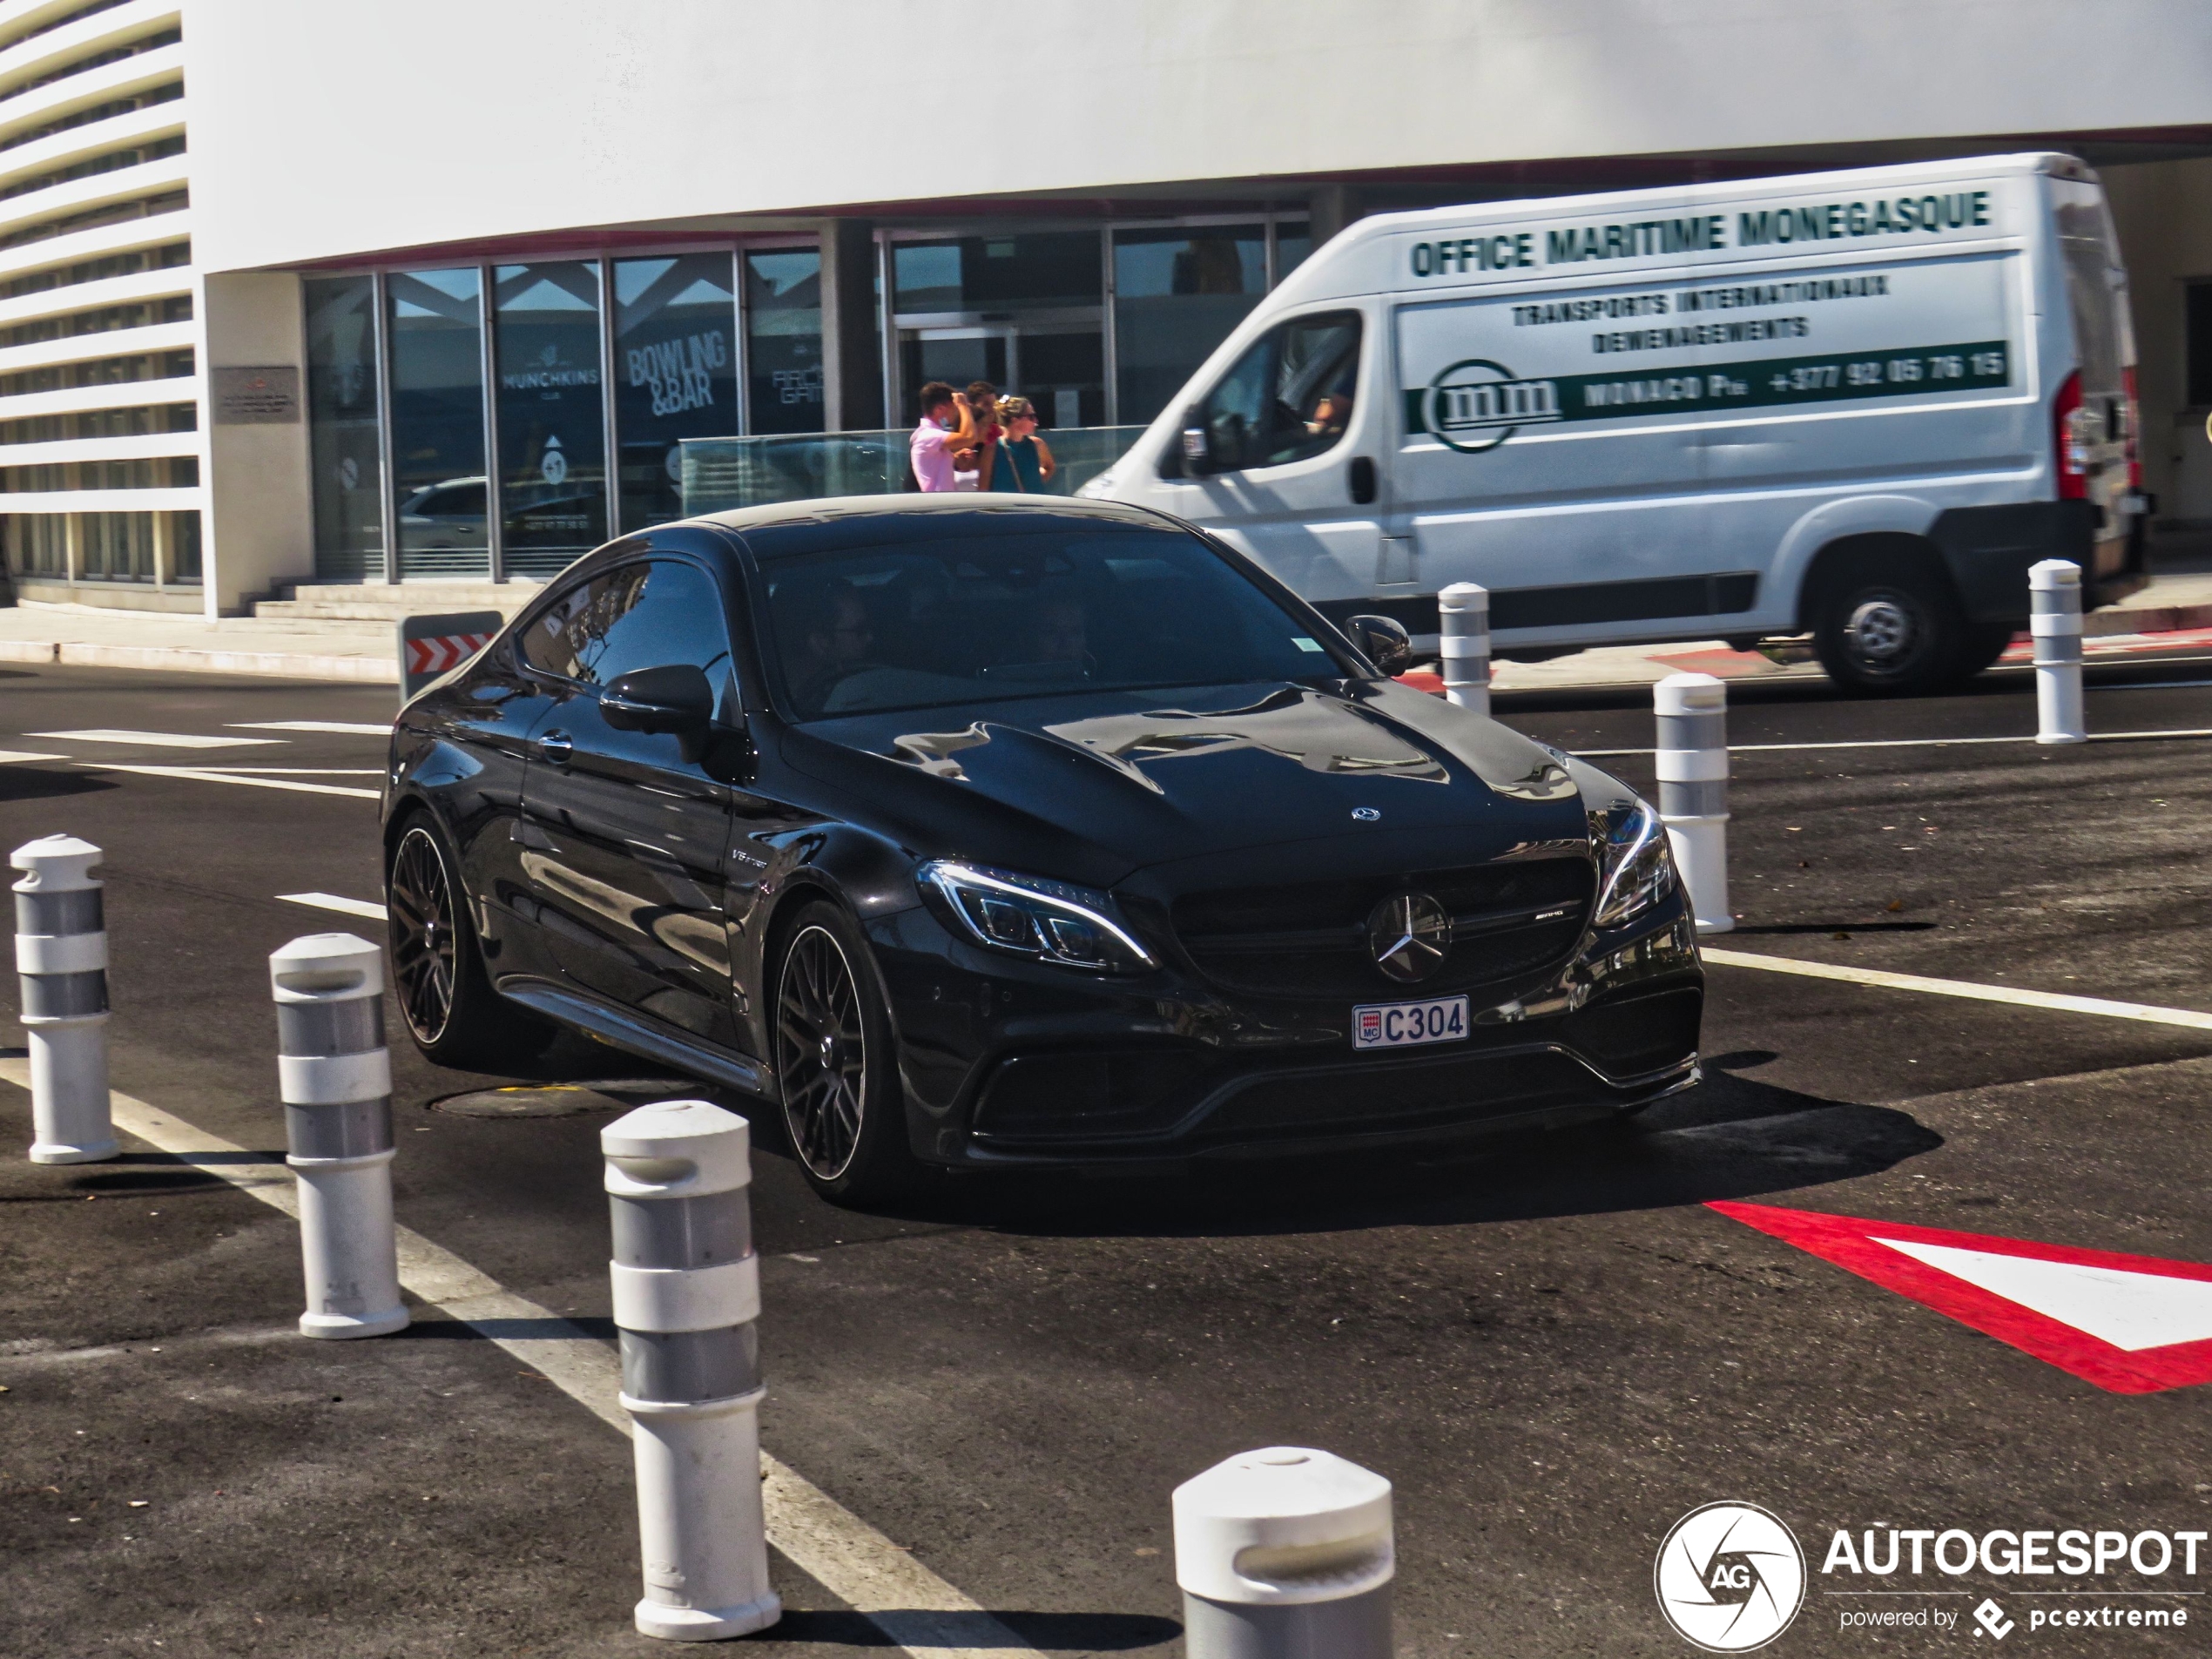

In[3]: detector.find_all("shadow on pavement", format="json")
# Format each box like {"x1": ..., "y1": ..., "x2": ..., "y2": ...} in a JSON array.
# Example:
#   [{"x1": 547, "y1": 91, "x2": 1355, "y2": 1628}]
[
  {"x1": 857, "y1": 1058, "x2": 1941, "y2": 1241},
  {"x1": 0, "y1": 766, "x2": 117, "y2": 802},
  {"x1": 767, "y1": 1609, "x2": 1180, "y2": 1649}
]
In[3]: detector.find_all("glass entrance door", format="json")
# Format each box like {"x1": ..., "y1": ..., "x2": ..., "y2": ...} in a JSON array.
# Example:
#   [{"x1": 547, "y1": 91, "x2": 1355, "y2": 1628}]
[{"x1": 896, "y1": 323, "x2": 1104, "y2": 430}]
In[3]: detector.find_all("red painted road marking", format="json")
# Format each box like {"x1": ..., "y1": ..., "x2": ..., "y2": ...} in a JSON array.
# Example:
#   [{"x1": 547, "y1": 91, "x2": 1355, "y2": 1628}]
[
  {"x1": 404, "y1": 631, "x2": 496, "y2": 677},
  {"x1": 1707, "y1": 1200, "x2": 2212, "y2": 1394}
]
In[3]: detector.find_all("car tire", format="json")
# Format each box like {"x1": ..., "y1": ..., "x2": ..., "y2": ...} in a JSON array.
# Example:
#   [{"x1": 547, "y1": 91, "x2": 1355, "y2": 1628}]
[
  {"x1": 1809, "y1": 557, "x2": 1967, "y2": 697},
  {"x1": 772, "y1": 900, "x2": 919, "y2": 1207},
  {"x1": 1952, "y1": 618, "x2": 2020, "y2": 685},
  {"x1": 385, "y1": 814, "x2": 555, "y2": 1072}
]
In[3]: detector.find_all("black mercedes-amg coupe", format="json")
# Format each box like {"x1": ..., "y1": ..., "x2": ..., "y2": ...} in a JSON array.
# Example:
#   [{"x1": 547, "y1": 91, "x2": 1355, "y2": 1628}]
[{"x1": 381, "y1": 496, "x2": 1702, "y2": 1203}]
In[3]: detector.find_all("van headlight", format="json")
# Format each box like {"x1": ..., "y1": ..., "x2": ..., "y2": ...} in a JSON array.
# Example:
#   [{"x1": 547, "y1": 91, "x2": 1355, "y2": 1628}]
[
  {"x1": 920, "y1": 860, "x2": 1156, "y2": 973},
  {"x1": 1592, "y1": 799, "x2": 1677, "y2": 927},
  {"x1": 1076, "y1": 470, "x2": 1116, "y2": 499}
]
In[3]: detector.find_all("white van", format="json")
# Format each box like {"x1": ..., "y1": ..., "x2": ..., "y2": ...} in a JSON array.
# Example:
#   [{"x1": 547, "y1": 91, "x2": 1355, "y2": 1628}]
[{"x1": 1081, "y1": 154, "x2": 2146, "y2": 694}]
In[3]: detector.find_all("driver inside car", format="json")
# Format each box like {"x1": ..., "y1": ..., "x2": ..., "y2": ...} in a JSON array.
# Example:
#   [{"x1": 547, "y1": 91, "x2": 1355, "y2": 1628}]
[{"x1": 788, "y1": 582, "x2": 874, "y2": 711}]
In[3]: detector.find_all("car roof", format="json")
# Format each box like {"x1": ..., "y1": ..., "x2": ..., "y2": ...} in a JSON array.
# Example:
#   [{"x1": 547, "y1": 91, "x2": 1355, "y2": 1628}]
[{"x1": 694, "y1": 493, "x2": 1162, "y2": 536}]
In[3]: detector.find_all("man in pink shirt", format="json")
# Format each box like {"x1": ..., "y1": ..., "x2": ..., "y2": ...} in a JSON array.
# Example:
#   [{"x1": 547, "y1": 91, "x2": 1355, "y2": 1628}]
[{"x1": 909, "y1": 381, "x2": 975, "y2": 493}]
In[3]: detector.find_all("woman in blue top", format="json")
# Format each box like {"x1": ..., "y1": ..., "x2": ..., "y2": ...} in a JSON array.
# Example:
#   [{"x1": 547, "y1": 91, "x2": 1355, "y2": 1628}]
[{"x1": 987, "y1": 395, "x2": 1056, "y2": 493}]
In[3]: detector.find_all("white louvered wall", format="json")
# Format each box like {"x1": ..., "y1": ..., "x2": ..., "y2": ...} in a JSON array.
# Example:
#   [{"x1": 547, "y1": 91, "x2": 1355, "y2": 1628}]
[{"x1": 0, "y1": 0, "x2": 199, "y2": 610}]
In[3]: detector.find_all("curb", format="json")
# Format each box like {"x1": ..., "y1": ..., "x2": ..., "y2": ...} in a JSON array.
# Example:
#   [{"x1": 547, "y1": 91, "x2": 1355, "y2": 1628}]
[
  {"x1": 0, "y1": 638, "x2": 396, "y2": 682},
  {"x1": 2087, "y1": 600, "x2": 2212, "y2": 637}
]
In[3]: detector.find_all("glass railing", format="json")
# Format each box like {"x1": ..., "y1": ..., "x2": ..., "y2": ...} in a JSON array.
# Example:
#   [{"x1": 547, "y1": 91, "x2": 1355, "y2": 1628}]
[{"x1": 679, "y1": 426, "x2": 1146, "y2": 516}]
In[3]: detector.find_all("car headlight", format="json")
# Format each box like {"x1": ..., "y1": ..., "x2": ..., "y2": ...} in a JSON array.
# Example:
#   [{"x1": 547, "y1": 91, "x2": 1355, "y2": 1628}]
[
  {"x1": 920, "y1": 860, "x2": 1156, "y2": 973},
  {"x1": 1592, "y1": 798, "x2": 1677, "y2": 927}
]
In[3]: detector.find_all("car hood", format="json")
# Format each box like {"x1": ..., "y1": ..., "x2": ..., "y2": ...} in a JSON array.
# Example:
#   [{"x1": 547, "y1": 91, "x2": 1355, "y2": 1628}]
[{"x1": 783, "y1": 680, "x2": 1590, "y2": 884}]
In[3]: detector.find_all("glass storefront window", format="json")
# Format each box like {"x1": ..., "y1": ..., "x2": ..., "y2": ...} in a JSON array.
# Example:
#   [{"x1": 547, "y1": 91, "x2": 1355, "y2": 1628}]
[
  {"x1": 494, "y1": 260, "x2": 606, "y2": 578},
  {"x1": 894, "y1": 232, "x2": 1103, "y2": 428},
  {"x1": 744, "y1": 250, "x2": 823, "y2": 436},
  {"x1": 1276, "y1": 221, "x2": 1313, "y2": 281},
  {"x1": 613, "y1": 254, "x2": 738, "y2": 531},
  {"x1": 167, "y1": 509, "x2": 200, "y2": 583},
  {"x1": 7, "y1": 513, "x2": 64, "y2": 576},
  {"x1": 81, "y1": 511, "x2": 154, "y2": 581},
  {"x1": 893, "y1": 232, "x2": 1098, "y2": 313},
  {"x1": 1112, "y1": 225, "x2": 1266, "y2": 428},
  {"x1": 388, "y1": 268, "x2": 489, "y2": 578},
  {"x1": 304, "y1": 274, "x2": 383, "y2": 580}
]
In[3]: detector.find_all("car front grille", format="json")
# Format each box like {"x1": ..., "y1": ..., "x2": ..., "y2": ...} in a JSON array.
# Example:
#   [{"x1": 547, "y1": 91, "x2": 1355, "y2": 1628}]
[{"x1": 1168, "y1": 856, "x2": 1595, "y2": 1000}]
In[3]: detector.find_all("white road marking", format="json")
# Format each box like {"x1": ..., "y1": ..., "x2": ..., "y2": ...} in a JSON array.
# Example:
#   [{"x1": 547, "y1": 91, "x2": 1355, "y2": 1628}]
[
  {"x1": 1576, "y1": 727, "x2": 2212, "y2": 759},
  {"x1": 229, "y1": 721, "x2": 392, "y2": 736},
  {"x1": 1874, "y1": 1238, "x2": 2212, "y2": 1352},
  {"x1": 28, "y1": 728, "x2": 281, "y2": 749},
  {"x1": 1701, "y1": 947, "x2": 2212, "y2": 1031},
  {"x1": 84, "y1": 765, "x2": 379, "y2": 801},
  {"x1": 0, "y1": 1063, "x2": 1042, "y2": 1659},
  {"x1": 279, "y1": 892, "x2": 388, "y2": 921},
  {"x1": 190, "y1": 767, "x2": 383, "y2": 776},
  {"x1": 0, "y1": 749, "x2": 64, "y2": 764}
]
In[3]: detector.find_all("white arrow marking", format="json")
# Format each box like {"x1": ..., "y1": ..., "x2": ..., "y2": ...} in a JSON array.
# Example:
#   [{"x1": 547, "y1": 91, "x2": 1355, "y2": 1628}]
[{"x1": 1874, "y1": 1238, "x2": 2212, "y2": 1352}]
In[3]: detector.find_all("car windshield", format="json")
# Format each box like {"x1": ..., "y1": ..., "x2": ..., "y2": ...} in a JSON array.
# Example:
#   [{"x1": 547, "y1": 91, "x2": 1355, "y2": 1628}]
[{"x1": 749, "y1": 516, "x2": 1353, "y2": 719}]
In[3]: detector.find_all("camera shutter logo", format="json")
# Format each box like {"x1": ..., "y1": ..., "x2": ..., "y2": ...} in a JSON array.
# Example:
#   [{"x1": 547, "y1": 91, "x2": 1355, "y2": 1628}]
[
  {"x1": 1423, "y1": 358, "x2": 1564, "y2": 453},
  {"x1": 1654, "y1": 1501, "x2": 1806, "y2": 1652}
]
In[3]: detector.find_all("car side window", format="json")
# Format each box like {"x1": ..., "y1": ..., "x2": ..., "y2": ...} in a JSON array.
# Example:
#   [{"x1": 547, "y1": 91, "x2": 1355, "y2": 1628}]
[
  {"x1": 1198, "y1": 310, "x2": 1363, "y2": 473},
  {"x1": 517, "y1": 560, "x2": 733, "y2": 693}
]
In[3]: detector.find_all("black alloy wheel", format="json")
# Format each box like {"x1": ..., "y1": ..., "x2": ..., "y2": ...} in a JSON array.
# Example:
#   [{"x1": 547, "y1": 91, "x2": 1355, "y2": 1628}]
[
  {"x1": 772, "y1": 901, "x2": 916, "y2": 1204},
  {"x1": 385, "y1": 816, "x2": 552, "y2": 1069},
  {"x1": 389, "y1": 825, "x2": 458, "y2": 1046}
]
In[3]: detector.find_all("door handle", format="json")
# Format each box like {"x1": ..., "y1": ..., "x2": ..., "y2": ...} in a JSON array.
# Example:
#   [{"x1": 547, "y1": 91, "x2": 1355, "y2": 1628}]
[
  {"x1": 537, "y1": 731, "x2": 573, "y2": 766},
  {"x1": 1348, "y1": 455, "x2": 1378, "y2": 505}
]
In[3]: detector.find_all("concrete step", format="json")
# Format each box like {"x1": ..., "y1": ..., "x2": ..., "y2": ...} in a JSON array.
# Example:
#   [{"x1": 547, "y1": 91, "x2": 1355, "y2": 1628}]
[
  {"x1": 217, "y1": 611, "x2": 406, "y2": 635},
  {"x1": 255, "y1": 581, "x2": 539, "y2": 624}
]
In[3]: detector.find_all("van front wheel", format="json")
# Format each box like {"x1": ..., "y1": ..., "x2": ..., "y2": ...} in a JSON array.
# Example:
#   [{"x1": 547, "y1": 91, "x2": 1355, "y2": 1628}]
[{"x1": 1810, "y1": 564, "x2": 1966, "y2": 697}]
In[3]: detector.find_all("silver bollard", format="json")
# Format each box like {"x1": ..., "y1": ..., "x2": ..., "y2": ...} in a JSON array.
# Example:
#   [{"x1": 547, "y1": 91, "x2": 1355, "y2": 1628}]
[
  {"x1": 2031, "y1": 558, "x2": 2087, "y2": 745},
  {"x1": 606, "y1": 1100, "x2": 779, "y2": 1642},
  {"x1": 1174, "y1": 1446, "x2": 1395, "y2": 1659},
  {"x1": 271, "y1": 933, "x2": 407, "y2": 1339},
  {"x1": 12, "y1": 835, "x2": 115, "y2": 1163},
  {"x1": 1438, "y1": 582, "x2": 1491, "y2": 716},
  {"x1": 1655, "y1": 672, "x2": 1732, "y2": 935}
]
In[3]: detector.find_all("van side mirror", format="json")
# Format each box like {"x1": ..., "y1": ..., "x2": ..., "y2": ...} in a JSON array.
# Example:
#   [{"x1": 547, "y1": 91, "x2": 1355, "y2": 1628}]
[
  {"x1": 1180, "y1": 414, "x2": 1214, "y2": 476},
  {"x1": 1345, "y1": 615, "x2": 1413, "y2": 677},
  {"x1": 601, "y1": 664, "x2": 714, "y2": 735}
]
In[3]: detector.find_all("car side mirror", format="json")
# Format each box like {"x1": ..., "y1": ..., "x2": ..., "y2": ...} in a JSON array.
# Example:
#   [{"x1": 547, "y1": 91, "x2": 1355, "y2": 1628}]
[
  {"x1": 1345, "y1": 615, "x2": 1413, "y2": 677},
  {"x1": 601, "y1": 663, "x2": 714, "y2": 735}
]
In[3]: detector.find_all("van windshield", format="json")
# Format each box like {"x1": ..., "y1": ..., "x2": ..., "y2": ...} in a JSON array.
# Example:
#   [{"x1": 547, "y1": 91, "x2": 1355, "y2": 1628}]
[{"x1": 751, "y1": 516, "x2": 1355, "y2": 719}]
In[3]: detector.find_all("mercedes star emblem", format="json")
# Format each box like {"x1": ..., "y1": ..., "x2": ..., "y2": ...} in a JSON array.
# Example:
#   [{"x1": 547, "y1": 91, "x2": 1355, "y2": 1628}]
[{"x1": 1367, "y1": 892, "x2": 1451, "y2": 982}]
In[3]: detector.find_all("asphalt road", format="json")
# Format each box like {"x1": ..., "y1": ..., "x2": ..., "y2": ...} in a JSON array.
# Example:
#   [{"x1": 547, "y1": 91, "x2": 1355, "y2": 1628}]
[{"x1": 4, "y1": 655, "x2": 2212, "y2": 1657}]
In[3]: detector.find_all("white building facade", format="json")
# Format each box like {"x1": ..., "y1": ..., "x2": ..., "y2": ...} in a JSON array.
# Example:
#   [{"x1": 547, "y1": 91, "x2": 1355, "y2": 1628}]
[
  {"x1": 11, "y1": 0, "x2": 2212, "y2": 617},
  {"x1": 0, "y1": 0, "x2": 199, "y2": 610}
]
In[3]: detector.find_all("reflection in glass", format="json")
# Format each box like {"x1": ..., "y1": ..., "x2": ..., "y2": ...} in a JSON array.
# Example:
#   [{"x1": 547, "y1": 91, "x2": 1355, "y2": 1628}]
[
  {"x1": 388, "y1": 268, "x2": 488, "y2": 577},
  {"x1": 1112, "y1": 226, "x2": 1265, "y2": 427},
  {"x1": 893, "y1": 233, "x2": 1098, "y2": 312},
  {"x1": 1275, "y1": 221, "x2": 1313, "y2": 281},
  {"x1": 744, "y1": 250, "x2": 824, "y2": 436},
  {"x1": 305, "y1": 274, "x2": 383, "y2": 579},
  {"x1": 614, "y1": 255, "x2": 737, "y2": 531},
  {"x1": 495, "y1": 260, "x2": 606, "y2": 578}
]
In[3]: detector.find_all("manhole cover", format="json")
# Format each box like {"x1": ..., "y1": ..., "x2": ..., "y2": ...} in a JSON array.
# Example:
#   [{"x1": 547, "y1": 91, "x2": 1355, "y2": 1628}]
[{"x1": 428, "y1": 1079, "x2": 697, "y2": 1119}]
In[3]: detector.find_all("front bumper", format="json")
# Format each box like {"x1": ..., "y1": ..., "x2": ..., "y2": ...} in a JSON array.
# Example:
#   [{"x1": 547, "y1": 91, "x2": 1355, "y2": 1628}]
[{"x1": 865, "y1": 891, "x2": 1703, "y2": 1169}]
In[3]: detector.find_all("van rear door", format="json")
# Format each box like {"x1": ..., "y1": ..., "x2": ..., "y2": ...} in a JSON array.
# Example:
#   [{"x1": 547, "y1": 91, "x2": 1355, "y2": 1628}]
[{"x1": 2050, "y1": 179, "x2": 2136, "y2": 583}]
